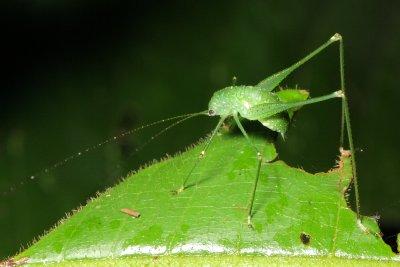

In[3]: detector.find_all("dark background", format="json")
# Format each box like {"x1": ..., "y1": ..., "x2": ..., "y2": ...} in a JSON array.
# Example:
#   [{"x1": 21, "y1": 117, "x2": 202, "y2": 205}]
[{"x1": 0, "y1": 0, "x2": 399, "y2": 258}]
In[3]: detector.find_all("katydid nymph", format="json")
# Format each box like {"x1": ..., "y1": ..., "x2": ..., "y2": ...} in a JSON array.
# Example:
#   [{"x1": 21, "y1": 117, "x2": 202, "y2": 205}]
[
  {"x1": 173, "y1": 33, "x2": 360, "y2": 228},
  {"x1": 3, "y1": 33, "x2": 360, "y2": 231}
]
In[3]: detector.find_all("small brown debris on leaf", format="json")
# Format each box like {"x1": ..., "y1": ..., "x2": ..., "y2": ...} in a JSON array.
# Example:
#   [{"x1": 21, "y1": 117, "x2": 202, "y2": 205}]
[{"x1": 121, "y1": 208, "x2": 140, "y2": 218}]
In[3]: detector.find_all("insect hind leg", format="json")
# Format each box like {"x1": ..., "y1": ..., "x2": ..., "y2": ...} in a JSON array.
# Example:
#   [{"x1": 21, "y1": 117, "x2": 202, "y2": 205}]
[{"x1": 336, "y1": 35, "x2": 361, "y2": 222}]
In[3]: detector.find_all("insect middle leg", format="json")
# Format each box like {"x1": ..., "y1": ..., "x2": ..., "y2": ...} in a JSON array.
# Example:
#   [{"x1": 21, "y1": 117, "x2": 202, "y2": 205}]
[{"x1": 233, "y1": 113, "x2": 263, "y2": 228}]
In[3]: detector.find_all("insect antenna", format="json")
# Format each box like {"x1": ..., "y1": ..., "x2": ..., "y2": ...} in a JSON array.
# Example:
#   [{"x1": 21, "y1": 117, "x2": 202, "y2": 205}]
[
  {"x1": 1, "y1": 111, "x2": 207, "y2": 197},
  {"x1": 119, "y1": 110, "x2": 209, "y2": 164}
]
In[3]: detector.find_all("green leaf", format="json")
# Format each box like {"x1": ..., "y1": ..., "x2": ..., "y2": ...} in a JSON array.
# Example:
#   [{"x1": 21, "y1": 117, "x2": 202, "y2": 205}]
[{"x1": 12, "y1": 133, "x2": 399, "y2": 265}]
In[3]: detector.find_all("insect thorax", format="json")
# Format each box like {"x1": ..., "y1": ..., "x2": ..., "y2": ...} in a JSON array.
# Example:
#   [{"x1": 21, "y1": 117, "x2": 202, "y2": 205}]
[{"x1": 208, "y1": 85, "x2": 278, "y2": 118}]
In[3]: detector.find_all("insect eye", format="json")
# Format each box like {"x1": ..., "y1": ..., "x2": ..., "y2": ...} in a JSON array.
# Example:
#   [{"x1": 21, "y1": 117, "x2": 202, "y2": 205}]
[{"x1": 208, "y1": 109, "x2": 215, "y2": 116}]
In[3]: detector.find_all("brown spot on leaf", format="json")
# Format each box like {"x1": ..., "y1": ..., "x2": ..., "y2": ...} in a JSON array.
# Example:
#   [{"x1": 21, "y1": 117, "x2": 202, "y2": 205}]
[{"x1": 300, "y1": 232, "x2": 311, "y2": 245}]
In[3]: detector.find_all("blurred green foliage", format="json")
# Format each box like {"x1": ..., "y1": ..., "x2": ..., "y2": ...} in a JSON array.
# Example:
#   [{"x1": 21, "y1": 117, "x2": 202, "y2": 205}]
[{"x1": 1, "y1": 0, "x2": 399, "y2": 258}]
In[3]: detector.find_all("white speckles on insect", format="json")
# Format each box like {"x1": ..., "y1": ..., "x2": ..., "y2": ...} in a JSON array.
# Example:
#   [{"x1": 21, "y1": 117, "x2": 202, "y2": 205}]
[{"x1": 243, "y1": 100, "x2": 251, "y2": 110}]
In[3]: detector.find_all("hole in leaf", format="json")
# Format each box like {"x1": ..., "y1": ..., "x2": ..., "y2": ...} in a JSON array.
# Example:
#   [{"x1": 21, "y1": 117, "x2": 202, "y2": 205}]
[{"x1": 379, "y1": 220, "x2": 399, "y2": 254}]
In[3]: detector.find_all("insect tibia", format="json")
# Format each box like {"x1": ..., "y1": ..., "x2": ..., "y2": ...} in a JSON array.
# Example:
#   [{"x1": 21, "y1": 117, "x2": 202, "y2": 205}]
[
  {"x1": 330, "y1": 33, "x2": 342, "y2": 42},
  {"x1": 334, "y1": 90, "x2": 344, "y2": 98}
]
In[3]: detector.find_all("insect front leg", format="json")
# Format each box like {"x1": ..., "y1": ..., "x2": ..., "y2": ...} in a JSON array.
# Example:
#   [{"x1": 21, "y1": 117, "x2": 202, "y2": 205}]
[
  {"x1": 172, "y1": 116, "x2": 227, "y2": 195},
  {"x1": 233, "y1": 113, "x2": 263, "y2": 229}
]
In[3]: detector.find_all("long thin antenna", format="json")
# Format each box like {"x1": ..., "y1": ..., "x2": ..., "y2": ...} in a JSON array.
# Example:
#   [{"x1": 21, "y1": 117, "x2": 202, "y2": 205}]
[
  {"x1": 2, "y1": 111, "x2": 208, "y2": 196},
  {"x1": 123, "y1": 111, "x2": 209, "y2": 161}
]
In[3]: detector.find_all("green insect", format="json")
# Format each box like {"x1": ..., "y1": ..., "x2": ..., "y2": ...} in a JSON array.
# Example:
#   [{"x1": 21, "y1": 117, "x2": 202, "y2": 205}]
[
  {"x1": 3, "y1": 33, "x2": 359, "y2": 231},
  {"x1": 174, "y1": 33, "x2": 359, "y2": 228}
]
